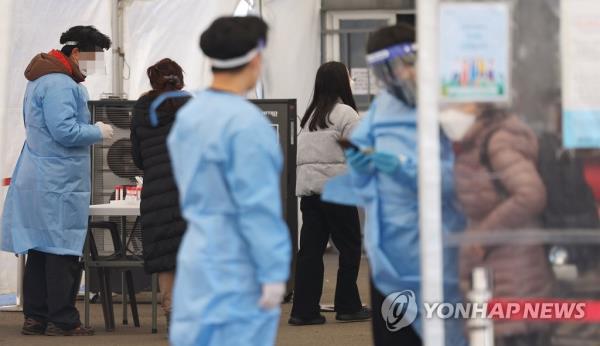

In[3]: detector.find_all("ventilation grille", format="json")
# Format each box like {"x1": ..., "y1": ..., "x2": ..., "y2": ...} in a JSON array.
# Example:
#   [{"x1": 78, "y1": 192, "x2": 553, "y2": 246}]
[{"x1": 89, "y1": 100, "x2": 143, "y2": 256}]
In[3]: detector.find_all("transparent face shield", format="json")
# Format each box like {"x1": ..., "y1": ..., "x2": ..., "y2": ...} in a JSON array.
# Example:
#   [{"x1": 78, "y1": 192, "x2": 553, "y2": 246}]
[
  {"x1": 367, "y1": 43, "x2": 417, "y2": 107},
  {"x1": 78, "y1": 51, "x2": 107, "y2": 76}
]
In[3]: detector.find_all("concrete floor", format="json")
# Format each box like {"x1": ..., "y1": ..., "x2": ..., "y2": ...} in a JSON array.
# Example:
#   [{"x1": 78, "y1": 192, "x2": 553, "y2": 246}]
[{"x1": 0, "y1": 253, "x2": 372, "y2": 346}]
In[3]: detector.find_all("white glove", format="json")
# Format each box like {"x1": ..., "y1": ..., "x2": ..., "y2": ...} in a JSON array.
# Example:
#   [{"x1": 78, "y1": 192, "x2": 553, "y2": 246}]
[
  {"x1": 258, "y1": 282, "x2": 286, "y2": 310},
  {"x1": 95, "y1": 121, "x2": 114, "y2": 139}
]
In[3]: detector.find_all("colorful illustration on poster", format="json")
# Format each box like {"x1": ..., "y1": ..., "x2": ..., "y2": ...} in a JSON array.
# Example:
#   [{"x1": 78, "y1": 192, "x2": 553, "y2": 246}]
[{"x1": 439, "y1": 2, "x2": 510, "y2": 102}]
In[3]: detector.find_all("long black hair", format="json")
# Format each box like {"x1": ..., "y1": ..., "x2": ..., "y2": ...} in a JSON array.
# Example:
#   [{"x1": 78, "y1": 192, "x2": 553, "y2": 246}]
[{"x1": 301, "y1": 61, "x2": 357, "y2": 131}]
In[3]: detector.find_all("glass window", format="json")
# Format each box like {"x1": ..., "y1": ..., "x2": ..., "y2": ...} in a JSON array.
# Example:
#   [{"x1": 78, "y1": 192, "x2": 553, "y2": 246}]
[{"x1": 322, "y1": 11, "x2": 412, "y2": 111}]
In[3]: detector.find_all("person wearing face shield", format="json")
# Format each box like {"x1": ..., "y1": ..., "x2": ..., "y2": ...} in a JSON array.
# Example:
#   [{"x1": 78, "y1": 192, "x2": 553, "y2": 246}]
[
  {"x1": 166, "y1": 16, "x2": 291, "y2": 346},
  {"x1": 323, "y1": 24, "x2": 467, "y2": 346},
  {"x1": 1, "y1": 26, "x2": 113, "y2": 336}
]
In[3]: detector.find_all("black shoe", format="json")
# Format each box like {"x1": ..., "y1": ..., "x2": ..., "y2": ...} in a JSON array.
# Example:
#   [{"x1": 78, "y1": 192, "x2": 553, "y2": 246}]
[
  {"x1": 45, "y1": 322, "x2": 95, "y2": 336},
  {"x1": 336, "y1": 307, "x2": 372, "y2": 322},
  {"x1": 21, "y1": 318, "x2": 46, "y2": 335},
  {"x1": 288, "y1": 315, "x2": 326, "y2": 326}
]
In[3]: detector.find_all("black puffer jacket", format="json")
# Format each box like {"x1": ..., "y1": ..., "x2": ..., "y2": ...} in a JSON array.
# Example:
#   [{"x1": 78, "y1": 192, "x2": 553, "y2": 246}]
[{"x1": 130, "y1": 93, "x2": 189, "y2": 274}]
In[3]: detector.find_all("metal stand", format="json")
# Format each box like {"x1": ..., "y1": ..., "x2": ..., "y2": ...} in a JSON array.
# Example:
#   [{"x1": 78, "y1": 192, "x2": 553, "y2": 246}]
[
  {"x1": 467, "y1": 267, "x2": 494, "y2": 346},
  {"x1": 83, "y1": 214, "x2": 158, "y2": 332},
  {"x1": 121, "y1": 216, "x2": 128, "y2": 325},
  {"x1": 84, "y1": 240, "x2": 91, "y2": 328},
  {"x1": 151, "y1": 273, "x2": 158, "y2": 334},
  {"x1": 0, "y1": 255, "x2": 25, "y2": 312}
]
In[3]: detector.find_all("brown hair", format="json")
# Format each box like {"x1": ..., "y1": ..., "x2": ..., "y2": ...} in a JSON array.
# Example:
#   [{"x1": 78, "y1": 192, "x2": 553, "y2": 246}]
[{"x1": 146, "y1": 58, "x2": 184, "y2": 95}]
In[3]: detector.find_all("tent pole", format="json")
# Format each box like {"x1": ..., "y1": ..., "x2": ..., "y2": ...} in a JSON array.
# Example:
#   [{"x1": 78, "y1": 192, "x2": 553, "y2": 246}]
[
  {"x1": 111, "y1": 0, "x2": 125, "y2": 97},
  {"x1": 256, "y1": 0, "x2": 265, "y2": 99},
  {"x1": 417, "y1": 0, "x2": 445, "y2": 345}
]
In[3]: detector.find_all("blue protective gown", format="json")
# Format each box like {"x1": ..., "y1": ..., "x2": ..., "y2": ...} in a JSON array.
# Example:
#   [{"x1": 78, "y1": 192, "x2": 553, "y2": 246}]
[
  {"x1": 167, "y1": 89, "x2": 291, "y2": 346},
  {"x1": 323, "y1": 90, "x2": 467, "y2": 345},
  {"x1": 1, "y1": 73, "x2": 102, "y2": 256}
]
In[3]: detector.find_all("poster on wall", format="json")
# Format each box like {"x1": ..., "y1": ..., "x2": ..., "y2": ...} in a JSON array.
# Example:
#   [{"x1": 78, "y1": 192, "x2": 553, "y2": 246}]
[
  {"x1": 350, "y1": 68, "x2": 379, "y2": 95},
  {"x1": 439, "y1": 2, "x2": 510, "y2": 103},
  {"x1": 561, "y1": 0, "x2": 600, "y2": 148}
]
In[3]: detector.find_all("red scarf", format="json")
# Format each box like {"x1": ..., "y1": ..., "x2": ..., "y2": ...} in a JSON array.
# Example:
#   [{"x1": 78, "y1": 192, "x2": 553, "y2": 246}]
[{"x1": 48, "y1": 49, "x2": 73, "y2": 75}]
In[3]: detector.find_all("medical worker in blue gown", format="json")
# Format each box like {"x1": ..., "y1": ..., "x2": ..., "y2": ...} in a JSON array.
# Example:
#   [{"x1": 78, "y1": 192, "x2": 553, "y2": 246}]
[
  {"x1": 167, "y1": 16, "x2": 291, "y2": 346},
  {"x1": 323, "y1": 24, "x2": 467, "y2": 346},
  {"x1": 1, "y1": 26, "x2": 113, "y2": 337}
]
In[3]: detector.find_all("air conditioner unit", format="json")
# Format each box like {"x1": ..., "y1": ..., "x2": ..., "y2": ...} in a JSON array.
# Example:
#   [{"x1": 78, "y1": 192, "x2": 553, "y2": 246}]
[
  {"x1": 89, "y1": 99, "x2": 149, "y2": 292},
  {"x1": 89, "y1": 99, "x2": 143, "y2": 255},
  {"x1": 87, "y1": 98, "x2": 299, "y2": 295}
]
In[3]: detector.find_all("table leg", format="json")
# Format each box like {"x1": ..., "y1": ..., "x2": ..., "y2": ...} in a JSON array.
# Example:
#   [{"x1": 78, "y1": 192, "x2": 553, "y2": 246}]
[
  {"x1": 152, "y1": 273, "x2": 158, "y2": 334},
  {"x1": 84, "y1": 234, "x2": 91, "y2": 328},
  {"x1": 121, "y1": 216, "x2": 128, "y2": 325}
]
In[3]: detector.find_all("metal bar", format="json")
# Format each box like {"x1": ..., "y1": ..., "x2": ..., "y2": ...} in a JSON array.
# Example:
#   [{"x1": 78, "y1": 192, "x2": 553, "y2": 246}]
[
  {"x1": 445, "y1": 229, "x2": 600, "y2": 246},
  {"x1": 322, "y1": 7, "x2": 416, "y2": 14},
  {"x1": 346, "y1": 32, "x2": 351, "y2": 65},
  {"x1": 121, "y1": 216, "x2": 128, "y2": 325},
  {"x1": 467, "y1": 267, "x2": 494, "y2": 346},
  {"x1": 321, "y1": 10, "x2": 326, "y2": 64},
  {"x1": 15, "y1": 255, "x2": 24, "y2": 307},
  {"x1": 151, "y1": 273, "x2": 158, "y2": 334},
  {"x1": 323, "y1": 28, "x2": 377, "y2": 35},
  {"x1": 0, "y1": 255, "x2": 25, "y2": 312},
  {"x1": 122, "y1": 271, "x2": 128, "y2": 325},
  {"x1": 417, "y1": 0, "x2": 445, "y2": 345},
  {"x1": 125, "y1": 271, "x2": 140, "y2": 327},
  {"x1": 84, "y1": 237, "x2": 91, "y2": 328},
  {"x1": 86, "y1": 261, "x2": 144, "y2": 268},
  {"x1": 111, "y1": 0, "x2": 124, "y2": 96}
]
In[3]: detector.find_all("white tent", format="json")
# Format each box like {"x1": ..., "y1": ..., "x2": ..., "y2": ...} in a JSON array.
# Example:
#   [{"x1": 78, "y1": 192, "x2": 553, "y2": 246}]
[
  {"x1": 0, "y1": 1, "x2": 449, "y2": 344},
  {"x1": 0, "y1": 0, "x2": 321, "y2": 297},
  {"x1": 2, "y1": 2, "x2": 594, "y2": 345}
]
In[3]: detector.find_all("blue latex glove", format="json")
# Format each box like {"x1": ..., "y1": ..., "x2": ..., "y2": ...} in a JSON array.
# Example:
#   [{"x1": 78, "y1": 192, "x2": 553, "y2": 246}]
[
  {"x1": 345, "y1": 149, "x2": 372, "y2": 174},
  {"x1": 372, "y1": 152, "x2": 402, "y2": 175}
]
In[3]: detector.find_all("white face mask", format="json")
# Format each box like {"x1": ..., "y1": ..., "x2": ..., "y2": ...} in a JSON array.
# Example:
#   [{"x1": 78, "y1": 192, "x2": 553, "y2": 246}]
[
  {"x1": 79, "y1": 52, "x2": 106, "y2": 76},
  {"x1": 439, "y1": 108, "x2": 477, "y2": 141}
]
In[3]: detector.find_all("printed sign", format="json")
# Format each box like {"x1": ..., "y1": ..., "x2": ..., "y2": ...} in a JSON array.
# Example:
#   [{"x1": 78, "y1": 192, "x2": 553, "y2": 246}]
[
  {"x1": 562, "y1": 0, "x2": 600, "y2": 148},
  {"x1": 439, "y1": 2, "x2": 511, "y2": 102}
]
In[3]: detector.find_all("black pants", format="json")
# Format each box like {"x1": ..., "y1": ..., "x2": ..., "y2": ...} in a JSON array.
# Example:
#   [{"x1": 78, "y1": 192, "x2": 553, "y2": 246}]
[
  {"x1": 23, "y1": 250, "x2": 82, "y2": 329},
  {"x1": 371, "y1": 280, "x2": 422, "y2": 346},
  {"x1": 291, "y1": 195, "x2": 363, "y2": 318}
]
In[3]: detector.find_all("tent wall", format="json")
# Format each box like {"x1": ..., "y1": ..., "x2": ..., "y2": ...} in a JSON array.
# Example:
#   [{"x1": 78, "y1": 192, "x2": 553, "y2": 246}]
[
  {"x1": 262, "y1": 0, "x2": 321, "y2": 115},
  {"x1": 0, "y1": 0, "x2": 15, "y2": 297},
  {"x1": 122, "y1": 0, "x2": 239, "y2": 100},
  {"x1": 0, "y1": 0, "x2": 113, "y2": 296},
  {"x1": 0, "y1": 0, "x2": 322, "y2": 296},
  {"x1": 122, "y1": 0, "x2": 321, "y2": 117}
]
